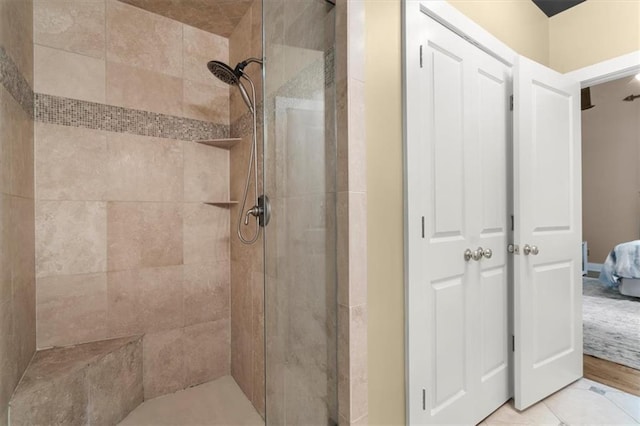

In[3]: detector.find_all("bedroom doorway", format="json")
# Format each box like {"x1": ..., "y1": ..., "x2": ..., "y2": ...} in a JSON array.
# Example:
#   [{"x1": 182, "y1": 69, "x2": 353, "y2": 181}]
[{"x1": 580, "y1": 73, "x2": 640, "y2": 396}]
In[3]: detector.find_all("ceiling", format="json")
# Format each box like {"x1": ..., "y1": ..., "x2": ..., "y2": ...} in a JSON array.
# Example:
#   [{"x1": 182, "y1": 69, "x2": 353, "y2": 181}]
[
  {"x1": 532, "y1": 0, "x2": 586, "y2": 17},
  {"x1": 118, "y1": 0, "x2": 254, "y2": 38}
]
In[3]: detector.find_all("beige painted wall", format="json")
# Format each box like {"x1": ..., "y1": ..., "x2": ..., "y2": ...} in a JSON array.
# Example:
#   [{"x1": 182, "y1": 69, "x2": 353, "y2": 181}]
[
  {"x1": 582, "y1": 76, "x2": 640, "y2": 263},
  {"x1": 549, "y1": 0, "x2": 640, "y2": 73},
  {"x1": 365, "y1": 1, "x2": 637, "y2": 424},
  {"x1": 365, "y1": 1, "x2": 404, "y2": 424}
]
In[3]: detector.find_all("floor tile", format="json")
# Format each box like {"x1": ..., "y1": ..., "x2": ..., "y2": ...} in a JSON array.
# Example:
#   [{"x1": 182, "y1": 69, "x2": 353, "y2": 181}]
[
  {"x1": 544, "y1": 388, "x2": 638, "y2": 425},
  {"x1": 118, "y1": 375, "x2": 263, "y2": 426},
  {"x1": 484, "y1": 400, "x2": 560, "y2": 425},
  {"x1": 605, "y1": 391, "x2": 640, "y2": 423}
]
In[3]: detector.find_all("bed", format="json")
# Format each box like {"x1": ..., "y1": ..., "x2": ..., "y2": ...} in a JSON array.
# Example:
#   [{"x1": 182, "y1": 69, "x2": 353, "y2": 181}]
[{"x1": 599, "y1": 240, "x2": 640, "y2": 298}]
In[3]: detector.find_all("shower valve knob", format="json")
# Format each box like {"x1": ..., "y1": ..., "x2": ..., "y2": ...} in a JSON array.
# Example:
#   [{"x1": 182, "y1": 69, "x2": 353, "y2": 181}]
[{"x1": 244, "y1": 206, "x2": 262, "y2": 225}]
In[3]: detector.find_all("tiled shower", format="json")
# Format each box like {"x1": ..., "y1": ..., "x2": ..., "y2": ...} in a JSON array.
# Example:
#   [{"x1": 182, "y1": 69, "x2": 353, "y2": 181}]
[{"x1": 0, "y1": 0, "x2": 369, "y2": 424}]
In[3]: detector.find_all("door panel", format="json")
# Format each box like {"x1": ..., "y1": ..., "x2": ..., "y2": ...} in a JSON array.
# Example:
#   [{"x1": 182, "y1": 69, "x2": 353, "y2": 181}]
[
  {"x1": 433, "y1": 277, "x2": 466, "y2": 408},
  {"x1": 431, "y1": 44, "x2": 465, "y2": 239},
  {"x1": 532, "y1": 262, "x2": 574, "y2": 365},
  {"x1": 478, "y1": 69, "x2": 508, "y2": 236},
  {"x1": 513, "y1": 55, "x2": 582, "y2": 410},
  {"x1": 406, "y1": 12, "x2": 511, "y2": 424},
  {"x1": 531, "y1": 83, "x2": 573, "y2": 231},
  {"x1": 480, "y1": 267, "x2": 508, "y2": 380}
]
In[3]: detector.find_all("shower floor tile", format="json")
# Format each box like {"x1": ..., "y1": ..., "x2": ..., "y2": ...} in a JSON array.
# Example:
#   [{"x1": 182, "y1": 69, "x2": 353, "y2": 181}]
[{"x1": 118, "y1": 375, "x2": 263, "y2": 426}]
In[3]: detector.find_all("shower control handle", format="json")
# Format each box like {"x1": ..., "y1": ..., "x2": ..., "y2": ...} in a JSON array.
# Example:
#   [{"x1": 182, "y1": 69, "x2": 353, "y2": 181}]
[
  {"x1": 244, "y1": 206, "x2": 261, "y2": 225},
  {"x1": 243, "y1": 195, "x2": 271, "y2": 228}
]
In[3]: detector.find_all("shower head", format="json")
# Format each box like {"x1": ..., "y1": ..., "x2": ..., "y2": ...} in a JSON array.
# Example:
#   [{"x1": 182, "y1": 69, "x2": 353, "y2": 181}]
[
  {"x1": 207, "y1": 60, "x2": 240, "y2": 86},
  {"x1": 207, "y1": 58, "x2": 262, "y2": 114}
]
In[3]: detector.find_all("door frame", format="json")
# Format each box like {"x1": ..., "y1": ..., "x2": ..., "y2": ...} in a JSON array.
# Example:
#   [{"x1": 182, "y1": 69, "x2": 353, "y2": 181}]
[{"x1": 565, "y1": 50, "x2": 640, "y2": 88}]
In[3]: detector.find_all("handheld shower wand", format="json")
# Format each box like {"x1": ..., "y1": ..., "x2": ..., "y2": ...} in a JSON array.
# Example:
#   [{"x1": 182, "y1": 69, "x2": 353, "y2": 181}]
[{"x1": 207, "y1": 57, "x2": 267, "y2": 245}]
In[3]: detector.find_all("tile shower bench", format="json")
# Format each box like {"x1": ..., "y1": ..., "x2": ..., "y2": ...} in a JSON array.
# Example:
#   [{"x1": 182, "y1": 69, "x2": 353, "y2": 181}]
[{"x1": 9, "y1": 336, "x2": 143, "y2": 426}]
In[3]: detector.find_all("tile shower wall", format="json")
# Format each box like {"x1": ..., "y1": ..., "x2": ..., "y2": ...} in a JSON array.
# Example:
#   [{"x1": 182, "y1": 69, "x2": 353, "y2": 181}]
[
  {"x1": 228, "y1": 0, "x2": 265, "y2": 416},
  {"x1": 33, "y1": 0, "x2": 232, "y2": 399},
  {"x1": 0, "y1": 0, "x2": 35, "y2": 424}
]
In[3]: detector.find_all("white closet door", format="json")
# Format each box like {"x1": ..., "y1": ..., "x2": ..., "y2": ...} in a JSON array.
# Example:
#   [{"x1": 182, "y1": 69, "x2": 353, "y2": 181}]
[
  {"x1": 513, "y1": 55, "x2": 583, "y2": 410},
  {"x1": 405, "y1": 14, "x2": 511, "y2": 424}
]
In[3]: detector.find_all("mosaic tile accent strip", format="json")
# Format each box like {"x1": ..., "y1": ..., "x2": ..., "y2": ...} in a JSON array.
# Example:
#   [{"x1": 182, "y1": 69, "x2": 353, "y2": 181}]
[
  {"x1": 231, "y1": 104, "x2": 263, "y2": 138},
  {"x1": 35, "y1": 94, "x2": 229, "y2": 141},
  {"x1": 0, "y1": 46, "x2": 34, "y2": 117}
]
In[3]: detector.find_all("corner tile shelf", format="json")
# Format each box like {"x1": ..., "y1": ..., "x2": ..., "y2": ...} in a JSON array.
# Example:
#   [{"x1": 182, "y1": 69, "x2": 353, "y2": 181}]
[
  {"x1": 204, "y1": 201, "x2": 239, "y2": 207},
  {"x1": 195, "y1": 138, "x2": 242, "y2": 149}
]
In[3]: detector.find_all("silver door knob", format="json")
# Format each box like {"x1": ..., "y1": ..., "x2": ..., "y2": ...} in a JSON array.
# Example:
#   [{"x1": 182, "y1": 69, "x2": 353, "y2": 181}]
[
  {"x1": 473, "y1": 247, "x2": 484, "y2": 261},
  {"x1": 464, "y1": 248, "x2": 483, "y2": 262},
  {"x1": 523, "y1": 245, "x2": 539, "y2": 256},
  {"x1": 482, "y1": 248, "x2": 493, "y2": 259},
  {"x1": 464, "y1": 249, "x2": 473, "y2": 262}
]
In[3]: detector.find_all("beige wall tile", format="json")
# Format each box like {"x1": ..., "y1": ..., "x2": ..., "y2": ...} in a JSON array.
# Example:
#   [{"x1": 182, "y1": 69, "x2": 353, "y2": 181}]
[
  {"x1": 36, "y1": 273, "x2": 107, "y2": 348},
  {"x1": 36, "y1": 123, "x2": 108, "y2": 201},
  {"x1": 251, "y1": 270, "x2": 265, "y2": 416},
  {"x1": 183, "y1": 25, "x2": 229, "y2": 85},
  {"x1": 0, "y1": 87, "x2": 15, "y2": 196},
  {"x1": 143, "y1": 328, "x2": 185, "y2": 399},
  {"x1": 347, "y1": 79, "x2": 366, "y2": 193},
  {"x1": 140, "y1": 266, "x2": 183, "y2": 333},
  {"x1": 337, "y1": 303, "x2": 349, "y2": 421},
  {"x1": 107, "y1": 202, "x2": 183, "y2": 271},
  {"x1": 36, "y1": 201, "x2": 107, "y2": 277},
  {"x1": 0, "y1": 0, "x2": 34, "y2": 85},
  {"x1": 0, "y1": 86, "x2": 34, "y2": 199},
  {"x1": 183, "y1": 79, "x2": 230, "y2": 124},
  {"x1": 183, "y1": 319, "x2": 230, "y2": 386},
  {"x1": 230, "y1": 260, "x2": 253, "y2": 399},
  {"x1": 0, "y1": 299, "x2": 17, "y2": 426},
  {"x1": 184, "y1": 141, "x2": 230, "y2": 202},
  {"x1": 184, "y1": 204, "x2": 229, "y2": 265},
  {"x1": 108, "y1": 266, "x2": 183, "y2": 337},
  {"x1": 338, "y1": 303, "x2": 368, "y2": 423},
  {"x1": 347, "y1": 0, "x2": 365, "y2": 84},
  {"x1": 337, "y1": 191, "x2": 367, "y2": 307},
  {"x1": 9, "y1": 192, "x2": 35, "y2": 295},
  {"x1": 106, "y1": 269, "x2": 144, "y2": 338},
  {"x1": 34, "y1": 45, "x2": 106, "y2": 103},
  {"x1": 0, "y1": 195, "x2": 11, "y2": 306},
  {"x1": 9, "y1": 103, "x2": 34, "y2": 200},
  {"x1": 34, "y1": 0, "x2": 106, "y2": 59},
  {"x1": 106, "y1": 0, "x2": 183, "y2": 78},
  {"x1": 349, "y1": 304, "x2": 368, "y2": 421},
  {"x1": 106, "y1": 133, "x2": 183, "y2": 202},
  {"x1": 9, "y1": 196, "x2": 36, "y2": 373},
  {"x1": 106, "y1": 61, "x2": 183, "y2": 116},
  {"x1": 183, "y1": 261, "x2": 230, "y2": 326}
]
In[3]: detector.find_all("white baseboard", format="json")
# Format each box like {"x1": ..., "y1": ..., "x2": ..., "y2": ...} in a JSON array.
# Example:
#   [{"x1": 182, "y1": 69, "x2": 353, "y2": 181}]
[{"x1": 587, "y1": 262, "x2": 603, "y2": 273}]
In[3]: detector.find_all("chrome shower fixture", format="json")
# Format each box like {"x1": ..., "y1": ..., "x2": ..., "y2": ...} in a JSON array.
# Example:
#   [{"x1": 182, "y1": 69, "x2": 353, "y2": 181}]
[
  {"x1": 206, "y1": 57, "x2": 266, "y2": 245},
  {"x1": 207, "y1": 58, "x2": 263, "y2": 113}
]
